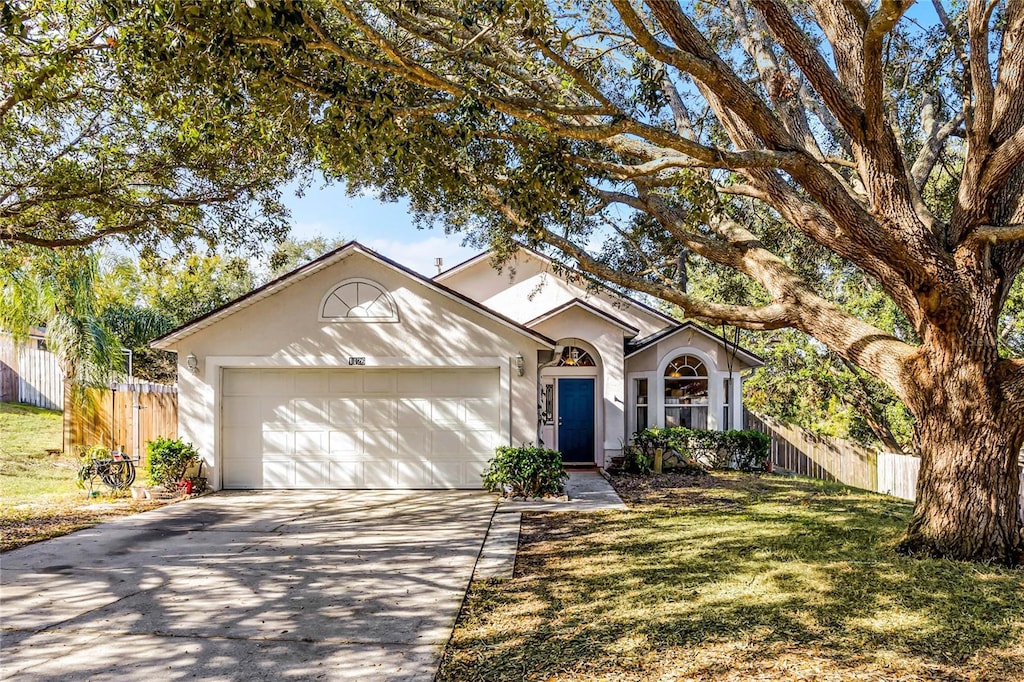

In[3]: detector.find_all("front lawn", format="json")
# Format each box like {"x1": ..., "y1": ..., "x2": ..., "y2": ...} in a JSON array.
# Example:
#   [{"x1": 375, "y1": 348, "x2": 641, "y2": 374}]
[
  {"x1": 0, "y1": 402, "x2": 165, "y2": 552},
  {"x1": 439, "y1": 472, "x2": 1024, "y2": 681}
]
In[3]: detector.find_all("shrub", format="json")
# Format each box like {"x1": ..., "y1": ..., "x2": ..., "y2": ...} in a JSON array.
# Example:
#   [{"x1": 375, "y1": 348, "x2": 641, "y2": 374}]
[
  {"x1": 630, "y1": 427, "x2": 770, "y2": 472},
  {"x1": 482, "y1": 445, "x2": 568, "y2": 497},
  {"x1": 632, "y1": 427, "x2": 705, "y2": 474},
  {"x1": 146, "y1": 437, "x2": 200, "y2": 489},
  {"x1": 620, "y1": 443, "x2": 653, "y2": 474}
]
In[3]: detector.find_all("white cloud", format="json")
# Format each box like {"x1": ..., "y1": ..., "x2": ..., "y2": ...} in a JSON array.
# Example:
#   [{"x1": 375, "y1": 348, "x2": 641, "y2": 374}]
[{"x1": 363, "y1": 235, "x2": 478, "y2": 276}]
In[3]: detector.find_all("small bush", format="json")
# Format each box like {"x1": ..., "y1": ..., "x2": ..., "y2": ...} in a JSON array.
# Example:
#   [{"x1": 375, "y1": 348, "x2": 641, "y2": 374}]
[
  {"x1": 482, "y1": 445, "x2": 568, "y2": 497},
  {"x1": 621, "y1": 443, "x2": 653, "y2": 474},
  {"x1": 146, "y1": 437, "x2": 200, "y2": 489},
  {"x1": 630, "y1": 427, "x2": 770, "y2": 472}
]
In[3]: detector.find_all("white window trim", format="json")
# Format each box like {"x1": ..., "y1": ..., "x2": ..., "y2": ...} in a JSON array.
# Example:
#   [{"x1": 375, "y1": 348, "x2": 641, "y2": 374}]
[
  {"x1": 654, "y1": 346, "x2": 725, "y2": 431},
  {"x1": 318, "y1": 277, "x2": 399, "y2": 322},
  {"x1": 626, "y1": 370, "x2": 656, "y2": 437}
]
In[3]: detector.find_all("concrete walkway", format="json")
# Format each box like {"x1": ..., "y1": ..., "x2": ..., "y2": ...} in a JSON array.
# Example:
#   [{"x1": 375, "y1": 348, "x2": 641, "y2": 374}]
[
  {"x1": 0, "y1": 490, "x2": 496, "y2": 681},
  {"x1": 497, "y1": 470, "x2": 628, "y2": 513}
]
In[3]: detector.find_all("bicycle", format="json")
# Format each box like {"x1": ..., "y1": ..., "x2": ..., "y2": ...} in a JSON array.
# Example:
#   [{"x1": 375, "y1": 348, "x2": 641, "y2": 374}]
[{"x1": 77, "y1": 448, "x2": 137, "y2": 491}]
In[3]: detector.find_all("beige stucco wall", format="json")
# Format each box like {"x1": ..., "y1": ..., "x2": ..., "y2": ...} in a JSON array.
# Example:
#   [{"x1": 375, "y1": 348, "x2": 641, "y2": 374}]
[
  {"x1": 439, "y1": 252, "x2": 671, "y2": 337},
  {"x1": 166, "y1": 251, "x2": 548, "y2": 489},
  {"x1": 530, "y1": 307, "x2": 632, "y2": 467}
]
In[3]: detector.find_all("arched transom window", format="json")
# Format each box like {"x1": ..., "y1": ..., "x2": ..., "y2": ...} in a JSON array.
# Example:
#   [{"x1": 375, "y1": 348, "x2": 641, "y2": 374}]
[
  {"x1": 664, "y1": 354, "x2": 709, "y2": 428},
  {"x1": 557, "y1": 346, "x2": 596, "y2": 367},
  {"x1": 320, "y1": 279, "x2": 398, "y2": 322}
]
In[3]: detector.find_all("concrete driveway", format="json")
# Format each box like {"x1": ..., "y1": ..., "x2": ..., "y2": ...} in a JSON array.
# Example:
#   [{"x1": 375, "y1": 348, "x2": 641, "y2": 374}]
[{"x1": 0, "y1": 490, "x2": 497, "y2": 681}]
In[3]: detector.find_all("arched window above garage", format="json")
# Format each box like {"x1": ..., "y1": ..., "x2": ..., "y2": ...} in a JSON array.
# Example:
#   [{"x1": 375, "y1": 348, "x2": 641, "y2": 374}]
[{"x1": 319, "y1": 279, "x2": 399, "y2": 322}]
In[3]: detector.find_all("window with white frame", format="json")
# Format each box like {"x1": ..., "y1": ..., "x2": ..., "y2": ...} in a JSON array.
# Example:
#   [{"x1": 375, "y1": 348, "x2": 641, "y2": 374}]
[
  {"x1": 634, "y1": 377, "x2": 649, "y2": 433},
  {"x1": 663, "y1": 355, "x2": 708, "y2": 429},
  {"x1": 722, "y1": 377, "x2": 732, "y2": 430}
]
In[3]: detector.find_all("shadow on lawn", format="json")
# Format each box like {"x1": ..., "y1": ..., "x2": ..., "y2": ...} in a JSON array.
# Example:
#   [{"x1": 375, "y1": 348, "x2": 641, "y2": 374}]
[{"x1": 440, "y1": 475, "x2": 1024, "y2": 681}]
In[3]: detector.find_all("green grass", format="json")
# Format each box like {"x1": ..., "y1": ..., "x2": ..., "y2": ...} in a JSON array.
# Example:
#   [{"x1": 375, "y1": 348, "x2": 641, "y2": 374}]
[
  {"x1": 0, "y1": 402, "x2": 73, "y2": 502},
  {"x1": 0, "y1": 401, "x2": 166, "y2": 552},
  {"x1": 439, "y1": 473, "x2": 1024, "y2": 681}
]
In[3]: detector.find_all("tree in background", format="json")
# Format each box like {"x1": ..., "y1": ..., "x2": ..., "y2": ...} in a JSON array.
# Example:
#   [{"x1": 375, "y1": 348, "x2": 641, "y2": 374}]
[
  {"x1": 0, "y1": 0, "x2": 300, "y2": 251},
  {"x1": 140, "y1": 0, "x2": 1024, "y2": 563},
  {"x1": 266, "y1": 235, "x2": 349, "y2": 280},
  {"x1": 0, "y1": 249, "x2": 122, "y2": 410}
]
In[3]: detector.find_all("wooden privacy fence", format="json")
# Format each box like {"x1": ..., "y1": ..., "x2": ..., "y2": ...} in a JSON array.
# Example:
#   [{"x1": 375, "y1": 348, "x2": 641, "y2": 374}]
[
  {"x1": 746, "y1": 410, "x2": 1024, "y2": 524},
  {"x1": 0, "y1": 333, "x2": 64, "y2": 410},
  {"x1": 877, "y1": 451, "x2": 1024, "y2": 523},
  {"x1": 65, "y1": 382, "x2": 178, "y2": 461},
  {"x1": 744, "y1": 409, "x2": 878, "y2": 491}
]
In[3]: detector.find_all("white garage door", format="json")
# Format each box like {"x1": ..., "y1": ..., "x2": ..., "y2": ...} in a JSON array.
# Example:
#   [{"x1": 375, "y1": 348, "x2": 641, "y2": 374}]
[{"x1": 220, "y1": 367, "x2": 501, "y2": 489}]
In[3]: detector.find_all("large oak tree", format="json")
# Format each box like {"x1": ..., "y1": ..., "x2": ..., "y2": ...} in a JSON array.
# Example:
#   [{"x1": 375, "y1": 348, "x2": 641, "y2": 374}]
[{"x1": 132, "y1": 0, "x2": 1023, "y2": 563}]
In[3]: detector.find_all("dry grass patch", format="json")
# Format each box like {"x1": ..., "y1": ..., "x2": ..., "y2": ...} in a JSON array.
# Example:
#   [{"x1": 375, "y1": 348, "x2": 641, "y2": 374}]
[{"x1": 438, "y1": 473, "x2": 1024, "y2": 681}]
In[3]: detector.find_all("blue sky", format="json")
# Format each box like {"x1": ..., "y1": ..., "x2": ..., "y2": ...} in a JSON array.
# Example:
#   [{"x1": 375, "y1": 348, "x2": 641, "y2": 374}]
[{"x1": 281, "y1": 179, "x2": 477, "y2": 276}]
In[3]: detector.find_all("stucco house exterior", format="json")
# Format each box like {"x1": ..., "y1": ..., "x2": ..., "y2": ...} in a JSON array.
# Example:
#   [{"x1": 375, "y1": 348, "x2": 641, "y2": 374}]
[{"x1": 152, "y1": 241, "x2": 761, "y2": 490}]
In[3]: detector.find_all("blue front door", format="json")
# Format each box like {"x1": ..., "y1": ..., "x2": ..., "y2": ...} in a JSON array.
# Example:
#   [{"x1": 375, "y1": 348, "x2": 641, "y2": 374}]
[{"x1": 557, "y1": 378, "x2": 595, "y2": 464}]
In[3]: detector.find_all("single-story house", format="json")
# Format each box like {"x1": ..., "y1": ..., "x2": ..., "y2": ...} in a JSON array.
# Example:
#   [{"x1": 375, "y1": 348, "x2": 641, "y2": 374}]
[{"x1": 152, "y1": 242, "x2": 762, "y2": 490}]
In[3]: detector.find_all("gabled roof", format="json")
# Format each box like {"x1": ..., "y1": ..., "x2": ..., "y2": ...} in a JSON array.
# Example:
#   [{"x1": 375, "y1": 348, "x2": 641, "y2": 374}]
[
  {"x1": 525, "y1": 298, "x2": 640, "y2": 337},
  {"x1": 435, "y1": 243, "x2": 679, "y2": 327},
  {"x1": 151, "y1": 241, "x2": 555, "y2": 350},
  {"x1": 625, "y1": 321, "x2": 764, "y2": 367}
]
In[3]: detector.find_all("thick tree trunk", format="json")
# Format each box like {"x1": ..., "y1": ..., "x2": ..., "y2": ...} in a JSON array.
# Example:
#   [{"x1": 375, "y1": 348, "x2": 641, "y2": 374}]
[{"x1": 898, "y1": 348, "x2": 1024, "y2": 565}]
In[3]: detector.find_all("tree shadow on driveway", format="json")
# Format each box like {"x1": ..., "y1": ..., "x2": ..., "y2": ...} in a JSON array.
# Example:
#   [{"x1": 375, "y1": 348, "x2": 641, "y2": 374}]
[{"x1": 1, "y1": 490, "x2": 496, "y2": 681}]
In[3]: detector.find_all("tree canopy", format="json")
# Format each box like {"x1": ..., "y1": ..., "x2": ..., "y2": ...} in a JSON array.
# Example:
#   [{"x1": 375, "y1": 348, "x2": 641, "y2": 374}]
[
  {"x1": 0, "y1": 0, "x2": 303, "y2": 252},
  {"x1": 129, "y1": 0, "x2": 1023, "y2": 562}
]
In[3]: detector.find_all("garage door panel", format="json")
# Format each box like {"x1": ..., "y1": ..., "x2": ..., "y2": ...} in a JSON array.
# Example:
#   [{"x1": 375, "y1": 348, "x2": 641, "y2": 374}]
[
  {"x1": 395, "y1": 428, "x2": 428, "y2": 454},
  {"x1": 294, "y1": 460, "x2": 327, "y2": 487},
  {"x1": 223, "y1": 397, "x2": 261, "y2": 427},
  {"x1": 294, "y1": 371, "x2": 328, "y2": 395},
  {"x1": 431, "y1": 399, "x2": 462, "y2": 426},
  {"x1": 260, "y1": 396, "x2": 293, "y2": 426},
  {"x1": 362, "y1": 371, "x2": 394, "y2": 394},
  {"x1": 362, "y1": 429, "x2": 395, "y2": 454},
  {"x1": 364, "y1": 461, "x2": 395, "y2": 487},
  {"x1": 222, "y1": 367, "x2": 500, "y2": 489},
  {"x1": 397, "y1": 460, "x2": 433, "y2": 488},
  {"x1": 328, "y1": 430, "x2": 360, "y2": 455},
  {"x1": 329, "y1": 371, "x2": 361, "y2": 393},
  {"x1": 293, "y1": 398, "x2": 329, "y2": 424},
  {"x1": 396, "y1": 371, "x2": 431, "y2": 396},
  {"x1": 328, "y1": 461, "x2": 363, "y2": 486},
  {"x1": 432, "y1": 461, "x2": 463, "y2": 487},
  {"x1": 328, "y1": 398, "x2": 362, "y2": 426},
  {"x1": 362, "y1": 399, "x2": 395, "y2": 428},
  {"x1": 223, "y1": 371, "x2": 262, "y2": 396},
  {"x1": 259, "y1": 371, "x2": 294, "y2": 393},
  {"x1": 463, "y1": 398, "x2": 499, "y2": 427},
  {"x1": 263, "y1": 460, "x2": 293, "y2": 487},
  {"x1": 396, "y1": 399, "x2": 430, "y2": 427},
  {"x1": 263, "y1": 431, "x2": 293, "y2": 454},
  {"x1": 431, "y1": 429, "x2": 463, "y2": 455},
  {"x1": 222, "y1": 457, "x2": 263, "y2": 488},
  {"x1": 465, "y1": 429, "x2": 498, "y2": 456},
  {"x1": 294, "y1": 430, "x2": 327, "y2": 455}
]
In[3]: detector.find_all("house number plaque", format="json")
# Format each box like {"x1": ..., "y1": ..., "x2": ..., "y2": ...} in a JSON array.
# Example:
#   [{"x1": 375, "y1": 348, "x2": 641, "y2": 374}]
[{"x1": 348, "y1": 356, "x2": 366, "y2": 366}]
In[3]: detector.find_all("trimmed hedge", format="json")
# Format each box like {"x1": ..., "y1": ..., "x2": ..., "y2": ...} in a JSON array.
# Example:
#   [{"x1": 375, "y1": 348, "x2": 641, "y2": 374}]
[
  {"x1": 482, "y1": 445, "x2": 568, "y2": 497},
  {"x1": 630, "y1": 427, "x2": 770, "y2": 472}
]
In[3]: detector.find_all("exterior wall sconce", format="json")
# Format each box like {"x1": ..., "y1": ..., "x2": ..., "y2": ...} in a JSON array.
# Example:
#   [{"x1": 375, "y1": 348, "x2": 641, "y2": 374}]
[
  {"x1": 515, "y1": 352, "x2": 525, "y2": 377},
  {"x1": 186, "y1": 353, "x2": 199, "y2": 373}
]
